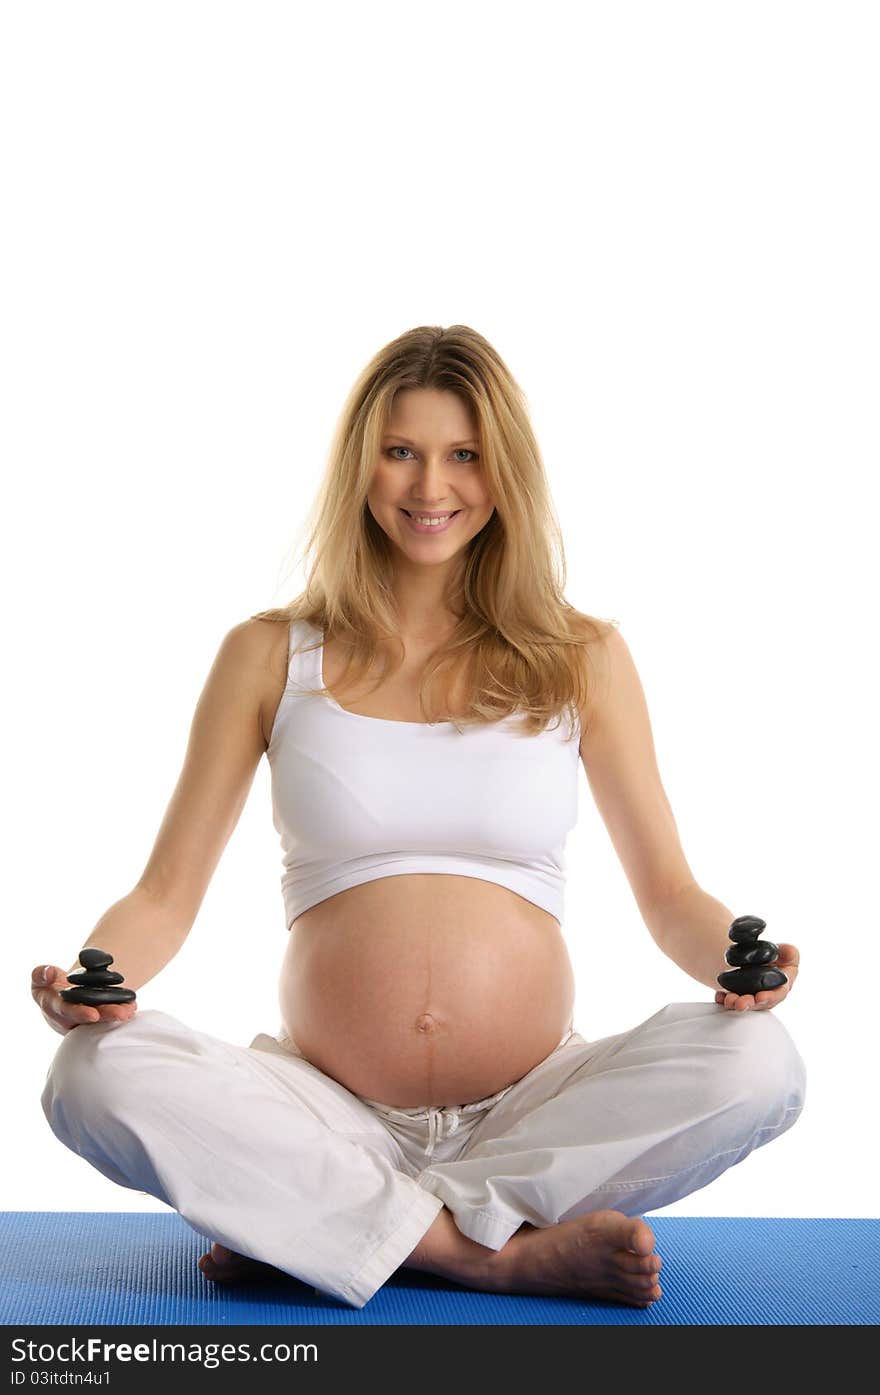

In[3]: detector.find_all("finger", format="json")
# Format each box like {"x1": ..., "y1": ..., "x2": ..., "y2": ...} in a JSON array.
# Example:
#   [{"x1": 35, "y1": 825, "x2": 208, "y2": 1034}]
[
  {"x1": 755, "y1": 987, "x2": 788, "y2": 1009},
  {"x1": 34, "y1": 971, "x2": 102, "y2": 1025},
  {"x1": 56, "y1": 999, "x2": 101, "y2": 1025},
  {"x1": 100, "y1": 1005, "x2": 135, "y2": 1022}
]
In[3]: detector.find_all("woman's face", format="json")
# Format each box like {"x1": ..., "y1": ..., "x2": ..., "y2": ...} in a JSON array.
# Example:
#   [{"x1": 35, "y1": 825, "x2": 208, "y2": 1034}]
[{"x1": 366, "y1": 388, "x2": 495, "y2": 561}]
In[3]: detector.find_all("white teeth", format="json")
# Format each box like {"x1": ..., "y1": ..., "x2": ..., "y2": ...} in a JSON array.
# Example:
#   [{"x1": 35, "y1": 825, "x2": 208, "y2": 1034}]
[{"x1": 408, "y1": 512, "x2": 455, "y2": 526}]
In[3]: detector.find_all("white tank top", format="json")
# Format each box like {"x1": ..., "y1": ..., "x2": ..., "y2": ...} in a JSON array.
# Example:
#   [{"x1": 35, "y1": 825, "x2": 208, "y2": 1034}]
[{"x1": 267, "y1": 620, "x2": 581, "y2": 929}]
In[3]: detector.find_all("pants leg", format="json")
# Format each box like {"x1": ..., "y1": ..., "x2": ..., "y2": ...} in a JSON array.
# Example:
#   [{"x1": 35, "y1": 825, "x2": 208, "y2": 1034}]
[
  {"x1": 412, "y1": 1001, "x2": 808, "y2": 1250},
  {"x1": 40, "y1": 1010, "x2": 443, "y2": 1309}
]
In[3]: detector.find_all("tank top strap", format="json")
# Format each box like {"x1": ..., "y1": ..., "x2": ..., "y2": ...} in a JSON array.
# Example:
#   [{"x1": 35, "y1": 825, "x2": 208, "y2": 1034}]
[{"x1": 286, "y1": 619, "x2": 324, "y2": 692}]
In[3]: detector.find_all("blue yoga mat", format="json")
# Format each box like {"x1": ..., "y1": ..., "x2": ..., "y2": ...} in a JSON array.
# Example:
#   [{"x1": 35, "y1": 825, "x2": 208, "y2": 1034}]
[{"x1": 1, "y1": 1212, "x2": 876, "y2": 1325}]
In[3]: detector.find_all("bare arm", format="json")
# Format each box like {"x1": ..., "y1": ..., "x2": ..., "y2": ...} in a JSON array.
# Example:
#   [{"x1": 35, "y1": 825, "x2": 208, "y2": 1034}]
[
  {"x1": 61, "y1": 618, "x2": 276, "y2": 994},
  {"x1": 63, "y1": 884, "x2": 194, "y2": 994},
  {"x1": 577, "y1": 627, "x2": 774, "y2": 995},
  {"x1": 579, "y1": 625, "x2": 699, "y2": 931},
  {"x1": 644, "y1": 881, "x2": 737, "y2": 990}
]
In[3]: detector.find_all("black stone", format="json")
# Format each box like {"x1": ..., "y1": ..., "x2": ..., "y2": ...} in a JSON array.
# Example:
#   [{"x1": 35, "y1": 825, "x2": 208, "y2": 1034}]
[
  {"x1": 79, "y1": 949, "x2": 113, "y2": 970},
  {"x1": 59, "y1": 948, "x2": 136, "y2": 1007},
  {"x1": 728, "y1": 915, "x2": 767, "y2": 944},
  {"x1": 725, "y1": 939, "x2": 779, "y2": 968},
  {"x1": 61, "y1": 986, "x2": 136, "y2": 1005},
  {"x1": 66, "y1": 970, "x2": 124, "y2": 987},
  {"x1": 717, "y1": 965, "x2": 788, "y2": 994}
]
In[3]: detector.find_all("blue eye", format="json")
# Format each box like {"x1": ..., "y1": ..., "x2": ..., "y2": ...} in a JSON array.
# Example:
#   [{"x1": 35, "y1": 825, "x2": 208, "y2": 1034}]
[{"x1": 386, "y1": 446, "x2": 478, "y2": 462}]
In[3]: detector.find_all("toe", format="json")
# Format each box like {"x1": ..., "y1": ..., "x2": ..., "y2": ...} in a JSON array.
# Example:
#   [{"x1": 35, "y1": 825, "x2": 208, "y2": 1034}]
[
  {"x1": 617, "y1": 1252, "x2": 661, "y2": 1276},
  {"x1": 198, "y1": 1242, "x2": 243, "y2": 1281},
  {"x1": 627, "y1": 1217, "x2": 656, "y2": 1257},
  {"x1": 625, "y1": 1278, "x2": 661, "y2": 1306},
  {"x1": 616, "y1": 1288, "x2": 653, "y2": 1308}
]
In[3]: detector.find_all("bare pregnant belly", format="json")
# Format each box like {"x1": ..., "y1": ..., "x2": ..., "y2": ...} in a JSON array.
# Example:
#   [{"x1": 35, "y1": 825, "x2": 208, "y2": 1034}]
[{"x1": 277, "y1": 875, "x2": 576, "y2": 1108}]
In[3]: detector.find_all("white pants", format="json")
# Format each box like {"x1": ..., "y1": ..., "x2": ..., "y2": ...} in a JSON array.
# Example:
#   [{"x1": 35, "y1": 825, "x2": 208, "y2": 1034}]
[{"x1": 40, "y1": 1001, "x2": 806, "y2": 1309}]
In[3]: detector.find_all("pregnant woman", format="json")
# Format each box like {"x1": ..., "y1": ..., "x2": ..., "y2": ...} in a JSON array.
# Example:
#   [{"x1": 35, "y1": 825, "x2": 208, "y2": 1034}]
[{"x1": 34, "y1": 324, "x2": 806, "y2": 1311}]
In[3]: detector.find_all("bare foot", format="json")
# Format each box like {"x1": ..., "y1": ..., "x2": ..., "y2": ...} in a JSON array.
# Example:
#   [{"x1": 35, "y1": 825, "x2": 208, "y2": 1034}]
[
  {"x1": 488, "y1": 1210, "x2": 663, "y2": 1307},
  {"x1": 197, "y1": 1242, "x2": 284, "y2": 1284}
]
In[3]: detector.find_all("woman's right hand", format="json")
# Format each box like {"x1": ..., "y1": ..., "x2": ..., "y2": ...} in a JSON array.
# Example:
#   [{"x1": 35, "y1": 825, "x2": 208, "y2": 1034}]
[{"x1": 31, "y1": 964, "x2": 138, "y2": 1037}]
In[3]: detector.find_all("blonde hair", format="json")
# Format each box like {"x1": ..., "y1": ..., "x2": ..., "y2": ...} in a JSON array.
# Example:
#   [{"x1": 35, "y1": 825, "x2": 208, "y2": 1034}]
[{"x1": 251, "y1": 324, "x2": 619, "y2": 739}]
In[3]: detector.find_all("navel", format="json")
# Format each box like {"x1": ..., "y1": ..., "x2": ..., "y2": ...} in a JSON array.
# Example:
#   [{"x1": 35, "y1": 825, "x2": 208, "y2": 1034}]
[{"x1": 414, "y1": 1012, "x2": 437, "y2": 1033}]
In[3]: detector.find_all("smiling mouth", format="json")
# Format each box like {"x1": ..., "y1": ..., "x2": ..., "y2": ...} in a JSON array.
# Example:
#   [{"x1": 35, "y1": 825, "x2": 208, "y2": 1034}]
[{"x1": 399, "y1": 509, "x2": 461, "y2": 517}]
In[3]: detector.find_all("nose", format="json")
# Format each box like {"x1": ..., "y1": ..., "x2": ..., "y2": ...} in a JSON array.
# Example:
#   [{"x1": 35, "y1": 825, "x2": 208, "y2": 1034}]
[{"x1": 411, "y1": 455, "x2": 458, "y2": 502}]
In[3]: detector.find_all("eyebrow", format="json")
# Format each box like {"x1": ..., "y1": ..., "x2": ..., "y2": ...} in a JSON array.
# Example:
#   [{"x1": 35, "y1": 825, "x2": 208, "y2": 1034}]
[{"x1": 381, "y1": 435, "x2": 479, "y2": 447}]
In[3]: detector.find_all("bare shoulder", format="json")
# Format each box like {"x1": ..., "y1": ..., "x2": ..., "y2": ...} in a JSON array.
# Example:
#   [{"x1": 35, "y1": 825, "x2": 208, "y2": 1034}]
[
  {"x1": 133, "y1": 617, "x2": 291, "y2": 915},
  {"x1": 573, "y1": 615, "x2": 620, "y2": 743},
  {"x1": 220, "y1": 616, "x2": 291, "y2": 749},
  {"x1": 577, "y1": 620, "x2": 651, "y2": 758}
]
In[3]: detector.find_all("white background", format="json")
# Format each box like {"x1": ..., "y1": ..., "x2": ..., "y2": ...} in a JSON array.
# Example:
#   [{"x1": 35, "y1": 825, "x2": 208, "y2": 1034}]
[{"x1": 3, "y1": 1, "x2": 877, "y2": 1221}]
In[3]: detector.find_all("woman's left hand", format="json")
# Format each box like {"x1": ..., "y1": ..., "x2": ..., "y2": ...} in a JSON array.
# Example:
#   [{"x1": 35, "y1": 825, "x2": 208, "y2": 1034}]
[{"x1": 715, "y1": 942, "x2": 800, "y2": 1012}]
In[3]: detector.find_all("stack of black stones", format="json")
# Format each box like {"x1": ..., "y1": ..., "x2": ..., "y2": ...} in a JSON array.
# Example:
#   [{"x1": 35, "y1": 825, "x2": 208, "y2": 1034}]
[
  {"x1": 717, "y1": 915, "x2": 787, "y2": 995},
  {"x1": 59, "y1": 948, "x2": 136, "y2": 1006}
]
